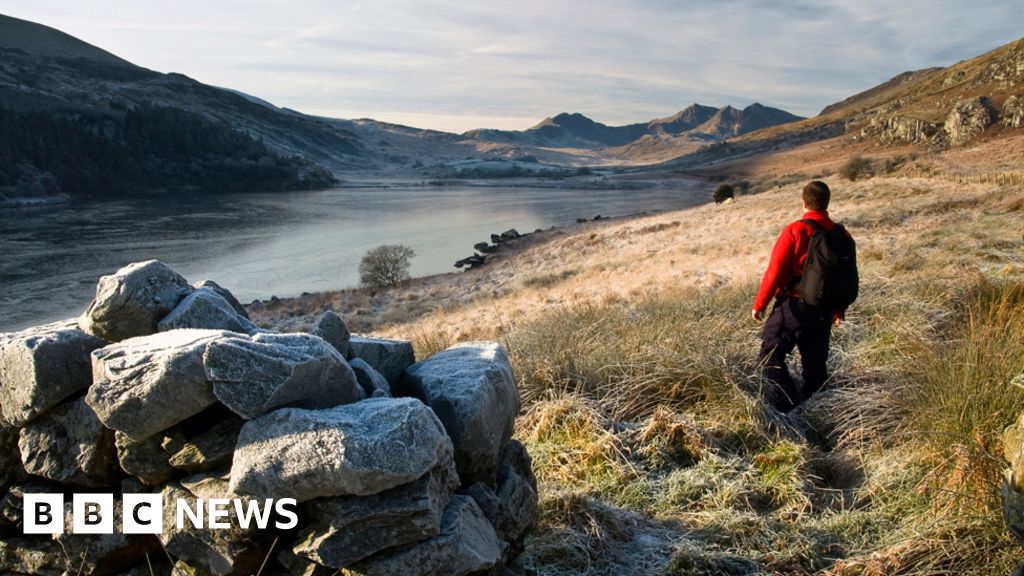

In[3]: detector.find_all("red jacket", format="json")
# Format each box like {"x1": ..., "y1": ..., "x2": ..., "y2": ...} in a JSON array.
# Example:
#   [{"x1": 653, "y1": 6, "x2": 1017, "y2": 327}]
[{"x1": 753, "y1": 210, "x2": 845, "y2": 316}]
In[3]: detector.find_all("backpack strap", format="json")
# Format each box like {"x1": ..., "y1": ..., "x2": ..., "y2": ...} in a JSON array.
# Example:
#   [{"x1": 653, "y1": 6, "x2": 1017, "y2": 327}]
[
  {"x1": 785, "y1": 219, "x2": 824, "y2": 292},
  {"x1": 801, "y1": 218, "x2": 824, "y2": 232}
]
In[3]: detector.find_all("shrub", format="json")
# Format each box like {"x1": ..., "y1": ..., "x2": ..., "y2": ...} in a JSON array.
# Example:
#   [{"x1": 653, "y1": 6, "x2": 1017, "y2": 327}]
[
  {"x1": 840, "y1": 156, "x2": 873, "y2": 181},
  {"x1": 358, "y1": 244, "x2": 415, "y2": 288},
  {"x1": 714, "y1": 184, "x2": 735, "y2": 204}
]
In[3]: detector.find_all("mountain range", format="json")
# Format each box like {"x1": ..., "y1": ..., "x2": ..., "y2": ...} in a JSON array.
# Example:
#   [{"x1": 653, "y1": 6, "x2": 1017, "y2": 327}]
[
  {"x1": 465, "y1": 104, "x2": 804, "y2": 148},
  {"x1": 0, "y1": 12, "x2": 809, "y2": 199},
  {"x1": 0, "y1": 11, "x2": 1021, "y2": 202}
]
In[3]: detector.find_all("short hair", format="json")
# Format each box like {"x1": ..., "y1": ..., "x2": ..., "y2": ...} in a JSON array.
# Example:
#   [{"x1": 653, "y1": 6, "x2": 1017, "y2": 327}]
[{"x1": 802, "y1": 181, "x2": 831, "y2": 210}]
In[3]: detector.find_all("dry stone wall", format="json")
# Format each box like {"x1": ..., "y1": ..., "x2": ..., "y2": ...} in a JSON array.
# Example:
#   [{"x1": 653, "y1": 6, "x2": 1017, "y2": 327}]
[{"x1": 0, "y1": 260, "x2": 538, "y2": 576}]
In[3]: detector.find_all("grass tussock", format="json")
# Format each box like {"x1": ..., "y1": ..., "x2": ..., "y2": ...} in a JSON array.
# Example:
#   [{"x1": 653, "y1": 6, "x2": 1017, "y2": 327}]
[
  {"x1": 265, "y1": 174, "x2": 1024, "y2": 575},
  {"x1": 507, "y1": 268, "x2": 1024, "y2": 572},
  {"x1": 506, "y1": 284, "x2": 757, "y2": 422}
]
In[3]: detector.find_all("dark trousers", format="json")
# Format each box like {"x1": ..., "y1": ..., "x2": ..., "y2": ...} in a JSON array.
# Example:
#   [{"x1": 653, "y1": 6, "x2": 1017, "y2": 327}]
[{"x1": 758, "y1": 297, "x2": 832, "y2": 412}]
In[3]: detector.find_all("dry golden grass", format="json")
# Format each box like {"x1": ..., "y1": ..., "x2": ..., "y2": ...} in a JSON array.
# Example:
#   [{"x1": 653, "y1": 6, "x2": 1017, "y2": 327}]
[{"x1": 254, "y1": 156, "x2": 1024, "y2": 574}]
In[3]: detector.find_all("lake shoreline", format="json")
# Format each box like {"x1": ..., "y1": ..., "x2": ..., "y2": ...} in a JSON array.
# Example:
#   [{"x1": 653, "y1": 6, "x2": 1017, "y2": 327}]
[{"x1": 1, "y1": 178, "x2": 710, "y2": 332}]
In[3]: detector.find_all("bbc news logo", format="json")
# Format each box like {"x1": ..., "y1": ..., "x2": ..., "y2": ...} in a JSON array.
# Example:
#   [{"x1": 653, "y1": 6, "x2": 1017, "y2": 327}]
[{"x1": 23, "y1": 493, "x2": 298, "y2": 534}]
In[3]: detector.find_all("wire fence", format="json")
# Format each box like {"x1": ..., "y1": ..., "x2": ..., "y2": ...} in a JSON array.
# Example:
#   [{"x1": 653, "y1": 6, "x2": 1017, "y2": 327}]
[{"x1": 894, "y1": 168, "x2": 1024, "y2": 189}]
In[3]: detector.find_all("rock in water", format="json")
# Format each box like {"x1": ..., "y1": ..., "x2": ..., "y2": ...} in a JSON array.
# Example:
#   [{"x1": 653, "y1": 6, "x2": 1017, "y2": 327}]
[
  {"x1": 18, "y1": 395, "x2": 116, "y2": 487},
  {"x1": 230, "y1": 398, "x2": 453, "y2": 501},
  {"x1": 158, "y1": 289, "x2": 258, "y2": 334},
  {"x1": 203, "y1": 332, "x2": 362, "y2": 419},
  {"x1": 311, "y1": 310, "x2": 352, "y2": 358},
  {"x1": 341, "y1": 495, "x2": 502, "y2": 576},
  {"x1": 404, "y1": 342, "x2": 520, "y2": 476},
  {"x1": 0, "y1": 321, "x2": 107, "y2": 426},
  {"x1": 294, "y1": 459, "x2": 459, "y2": 568},
  {"x1": 350, "y1": 358, "x2": 391, "y2": 398},
  {"x1": 79, "y1": 260, "x2": 194, "y2": 341},
  {"x1": 88, "y1": 330, "x2": 228, "y2": 440},
  {"x1": 349, "y1": 335, "x2": 415, "y2": 386},
  {"x1": 194, "y1": 280, "x2": 250, "y2": 319}
]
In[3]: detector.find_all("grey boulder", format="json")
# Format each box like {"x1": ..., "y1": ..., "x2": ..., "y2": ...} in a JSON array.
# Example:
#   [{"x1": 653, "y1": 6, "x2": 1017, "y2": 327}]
[
  {"x1": 0, "y1": 321, "x2": 107, "y2": 426},
  {"x1": 115, "y1": 429, "x2": 182, "y2": 486},
  {"x1": 158, "y1": 289, "x2": 258, "y2": 334},
  {"x1": 160, "y1": 474, "x2": 268, "y2": 576},
  {"x1": 341, "y1": 495, "x2": 502, "y2": 576},
  {"x1": 351, "y1": 358, "x2": 391, "y2": 398},
  {"x1": 350, "y1": 335, "x2": 415, "y2": 385},
  {"x1": 466, "y1": 440, "x2": 539, "y2": 550},
  {"x1": 194, "y1": 280, "x2": 250, "y2": 320},
  {"x1": 168, "y1": 416, "x2": 244, "y2": 473},
  {"x1": 79, "y1": 260, "x2": 194, "y2": 341},
  {"x1": 18, "y1": 395, "x2": 116, "y2": 487},
  {"x1": 230, "y1": 398, "x2": 453, "y2": 501},
  {"x1": 0, "y1": 426, "x2": 26, "y2": 491},
  {"x1": 88, "y1": 329, "x2": 228, "y2": 440},
  {"x1": 294, "y1": 459, "x2": 459, "y2": 568},
  {"x1": 0, "y1": 536, "x2": 65, "y2": 576},
  {"x1": 311, "y1": 310, "x2": 351, "y2": 358},
  {"x1": 404, "y1": 342, "x2": 520, "y2": 476},
  {"x1": 203, "y1": 332, "x2": 362, "y2": 419},
  {"x1": 53, "y1": 498, "x2": 152, "y2": 576}
]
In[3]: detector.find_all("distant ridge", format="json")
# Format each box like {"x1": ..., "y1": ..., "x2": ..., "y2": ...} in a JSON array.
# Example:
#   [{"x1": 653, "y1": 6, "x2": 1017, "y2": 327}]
[
  {"x1": 464, "y1": 103, "x2": 805, "y2": 148},
  {"x1": 0, "y1": 13, "x2": 131, "y2": 65}
]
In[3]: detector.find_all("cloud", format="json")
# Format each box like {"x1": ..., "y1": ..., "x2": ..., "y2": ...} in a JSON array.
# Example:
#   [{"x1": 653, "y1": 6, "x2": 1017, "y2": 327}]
[{"x1": 1, "y1": 0, "x2": 1021, "y2": 131}]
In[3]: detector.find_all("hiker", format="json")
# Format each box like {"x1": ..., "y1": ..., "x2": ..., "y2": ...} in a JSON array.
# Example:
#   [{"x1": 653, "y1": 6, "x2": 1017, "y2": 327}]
[{"x1": 751, "y1": 180, "x2": 858, "y2": 412}]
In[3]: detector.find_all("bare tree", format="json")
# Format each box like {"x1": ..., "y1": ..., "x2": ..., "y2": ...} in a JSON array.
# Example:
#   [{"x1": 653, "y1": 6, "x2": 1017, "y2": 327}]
[{"x1": 358, "y1": 244, "x2": 416, "y2": 288}]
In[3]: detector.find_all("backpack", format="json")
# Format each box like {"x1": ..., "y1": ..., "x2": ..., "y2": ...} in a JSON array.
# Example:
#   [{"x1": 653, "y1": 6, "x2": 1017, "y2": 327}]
[{"x1": 796, "y1": 219, "x2": 858, "y2": 309}]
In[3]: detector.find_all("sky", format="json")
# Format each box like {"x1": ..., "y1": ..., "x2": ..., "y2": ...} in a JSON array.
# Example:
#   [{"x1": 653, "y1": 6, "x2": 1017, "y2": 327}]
[{"x1": 2, "y1": 1, "x2": 1022, "y2": 133}]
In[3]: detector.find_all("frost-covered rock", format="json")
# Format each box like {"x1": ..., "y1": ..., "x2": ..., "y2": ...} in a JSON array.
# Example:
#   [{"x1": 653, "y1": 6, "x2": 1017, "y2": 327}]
[
  {"x1": 79, "y1": 260, "x2": 193, "y2": 341},
  {"x1": 341, "y1": 495, "x2": 502, "y2": 576},
  {"x1": 0, "y1": 321, "x2": 106, "y2": 426},
  {"x1": 88, "y1": 330, "x2": 227, "y2": 440},
  {"x1": 229, "y1": 398, "x2": 453, "y2": 501},
  {"x1": 294, "y1": 459, "x2": 459, "y2": 568},
  {"x1": 465, "y1": 440, "x2": 539, "y2": 551},
  {"x1": 311, "y1": 310, "x2": 351, "y2": 359},
  {"x1": 351, "y1": 358, "x2": 391, "y2": 398},
  {"x1": 158, "y1": 289, "x2": 258, "y2": 334},
  {"x1": 350, "y1": 335, "x2": 415, "y2": 385},
  {"x1": 403, "y1": 342, "x2": 520, "y2": 476},
  {"x1": 194, "y1": 280, "x2": 250, "y2": 320},
  {"x1": 203, "y1": 332, "x2": 362, "y2": 419},
  {"x1": 18, "y1": 395, "x2": 116, "y2": 487}
]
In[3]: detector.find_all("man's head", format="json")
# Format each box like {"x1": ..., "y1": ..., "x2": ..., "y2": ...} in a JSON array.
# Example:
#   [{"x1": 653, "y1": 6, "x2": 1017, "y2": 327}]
[{"x1": 802, "y1": 180, "x2": 831, "y2": 211}]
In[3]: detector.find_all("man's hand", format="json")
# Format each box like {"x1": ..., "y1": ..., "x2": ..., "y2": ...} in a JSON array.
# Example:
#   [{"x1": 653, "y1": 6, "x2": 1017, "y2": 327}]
[
  {"x1": 833, "y1": 316, "x2": 842, "y2": 328},
  {"x1": 752, "y1": 308, "x2": 765, "y2": 323}
]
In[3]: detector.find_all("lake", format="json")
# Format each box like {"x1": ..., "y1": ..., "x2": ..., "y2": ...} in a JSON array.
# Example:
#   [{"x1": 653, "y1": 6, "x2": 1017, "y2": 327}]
[{"x1": 0, "y1": 182, "x2": 707, "y2": 331}]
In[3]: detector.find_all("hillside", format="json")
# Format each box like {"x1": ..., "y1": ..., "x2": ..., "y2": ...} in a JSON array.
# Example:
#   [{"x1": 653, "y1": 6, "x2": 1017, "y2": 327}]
[
  {"x1": 251, "y1": 153, "x2": 1024, "y2": 573},
  {"x1": 663, "y1": 36, "x2": 1024, "y2": 172}
]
